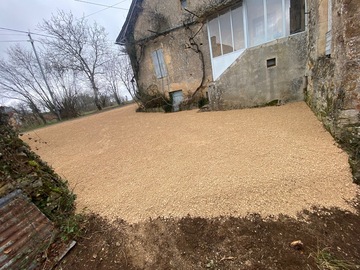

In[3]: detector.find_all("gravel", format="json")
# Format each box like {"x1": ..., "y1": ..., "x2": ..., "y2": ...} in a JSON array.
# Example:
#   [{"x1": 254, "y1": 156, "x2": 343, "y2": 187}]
[{"x1": 24, "y1": 102, "x2": 360, "y2": 223}]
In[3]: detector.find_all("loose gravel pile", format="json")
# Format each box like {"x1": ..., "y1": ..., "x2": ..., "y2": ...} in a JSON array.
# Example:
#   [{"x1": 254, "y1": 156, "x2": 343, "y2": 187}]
[{"x1": 24, "y1": 102, "x2": 359, "y2": 223}]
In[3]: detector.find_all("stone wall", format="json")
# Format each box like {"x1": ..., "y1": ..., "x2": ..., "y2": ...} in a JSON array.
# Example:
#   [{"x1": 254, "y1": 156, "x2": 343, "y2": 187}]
[
  {"x1": 209, "y1": 32, "x2": 307, "y2": 109},
  {"x1": 133, "y1": 0, "x2": 242, "y2": 41},
  {"x1": 306, "y1": 0, "x2": 360, "y2": 183},
  {"x1": 131, "y1": 0, "x2": 216, "y2": 99},
  {"x1": 135, "y1": 25, "x2": 212, "y2": 98},
  {"x1": 0, "y1": 111, "x2": 76, "y2": 224}
]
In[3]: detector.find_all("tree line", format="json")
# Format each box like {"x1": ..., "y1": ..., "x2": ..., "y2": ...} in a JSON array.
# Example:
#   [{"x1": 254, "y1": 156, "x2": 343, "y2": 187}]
[{"x1": 0, "y1": 11, "x2": 136, "y2": 125}]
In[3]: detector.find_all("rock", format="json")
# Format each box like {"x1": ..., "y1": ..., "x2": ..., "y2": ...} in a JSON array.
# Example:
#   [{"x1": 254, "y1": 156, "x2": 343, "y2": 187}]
[
  {"x1": 290, "y1": 240, "x2": 304, "y2": 250},
  {"x1": 17, "y1": 152, "x2": 28, "y2": 157},
  {"x1": 92, "y1": 254, "x2": 97, "y2": 259},
  {"x1": 32, "y1": 180, "x2": 43, "y2": 188},
  {"x1": 18, "y1": 146, "x2": 27, "y2": 152},
  {"x1": 49, "y1": 191, "x2": 61, "y2": 200},
  {"x1": 115, "y1": 242, "x2": 121, "y2": 247},
  {"x1": 244, "y1": 260, "x2": 252, "y2": 266},
  {"x1": 337, "y1": 110, "x2": 359, "y2": 127},
  {"x1": 198, "y1": 104, "x2": 211, "y2": 112},
  {"x1": 206, "y1": 260, "x2": 214, "y2": 268}
]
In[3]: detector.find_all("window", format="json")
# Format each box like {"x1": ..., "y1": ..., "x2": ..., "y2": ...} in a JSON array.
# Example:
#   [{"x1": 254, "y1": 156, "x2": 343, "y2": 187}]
[
  {"x1": 266, "y1": 0, "x2": 283, "y2": 40},
  {"x1": 285, "y1": 0, "x2": 290, "y2": 35},
  {"x1": 267, "y1": 58, "x2": 276, "y2": 67},
  {"x1": 207, "y1": 0, "x2": 304, "y2": 59},
  {"x1": 208, "y1": 6, "x2": 245, "y2": 57},
  {"x1": 208, "y1": 17, "x2": 222, "y2": 57},
  {"x1": 219, "y1": 11, "x2": 233, "y2": 54},
  {"x1": 232, "y1": 6, "x2": 245, "y2": 50},
  {"x1": 151, "y1": 49, "x2": 167, "y2": 79},
  {"x1": 290, "y1": 0, "x2": 305, "y2": 34},
  {"x1": 247, "y1": 0, "x2": 265, "y2": 46}
]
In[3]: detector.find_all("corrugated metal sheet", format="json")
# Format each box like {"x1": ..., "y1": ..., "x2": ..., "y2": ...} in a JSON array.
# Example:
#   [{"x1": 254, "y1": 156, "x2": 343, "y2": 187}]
[
  {"x1": 0, "y1": 190, "x2": 56, "y2": 270},
  {"x1": 326, "y1": 30, "x2": 332, "y2": 56}
]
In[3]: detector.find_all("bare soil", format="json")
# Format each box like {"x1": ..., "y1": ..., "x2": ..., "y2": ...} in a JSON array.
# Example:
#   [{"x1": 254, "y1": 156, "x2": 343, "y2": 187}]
[
  {"x1": 24, "y1": 102, "x2": 359, "y2": 223},
  {"x1": 44, "y1": 204, "x2": 360, "y2": 270}
]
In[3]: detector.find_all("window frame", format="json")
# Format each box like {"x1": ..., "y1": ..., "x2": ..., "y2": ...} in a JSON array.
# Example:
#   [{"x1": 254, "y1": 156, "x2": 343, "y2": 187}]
[{"x1": 207, "y1": 0, "x2": 303, "y2": 59}]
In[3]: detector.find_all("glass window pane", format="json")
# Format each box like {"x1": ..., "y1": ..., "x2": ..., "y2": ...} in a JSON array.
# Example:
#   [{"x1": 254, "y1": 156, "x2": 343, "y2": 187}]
[
  {"x1": 208, "y1": 17, "x2": 221, "y2": 57},
  {"x1": 290, "y1": 0, "x2": 305, "y2": 34},
  {"x1": 219, "y1": 12, "x2": 233, "y2": 54},
  {"x1": 267, "y1": 0, "x2": 284, "y2": 41},
  {"x1": 247, "y1": 0, "x2": 265, "y2": 47},
  {"x1": 232, "y1": 6, "x2": 245, "y2": 50},
  {"x1": 285, "y1": 0, "x2": 290, "y2": 35}
]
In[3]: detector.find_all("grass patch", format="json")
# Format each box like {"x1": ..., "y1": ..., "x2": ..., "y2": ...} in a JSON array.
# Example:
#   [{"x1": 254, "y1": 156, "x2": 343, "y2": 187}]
[
  {"x1": 59, "y1": 214, "x2": 85, "y2": 242},
  {"x1": 311, "y1": 247, "x2": 360, "y2": 270}
]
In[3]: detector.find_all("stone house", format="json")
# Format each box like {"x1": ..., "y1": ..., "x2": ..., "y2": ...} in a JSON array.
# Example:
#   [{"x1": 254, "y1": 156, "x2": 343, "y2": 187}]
[{"x1": 116, "y1": 0, "x2": 309, "y2": 111}]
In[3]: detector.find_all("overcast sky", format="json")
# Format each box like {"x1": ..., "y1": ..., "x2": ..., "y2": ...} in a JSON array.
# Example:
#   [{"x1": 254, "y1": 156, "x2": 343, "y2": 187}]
[
  {"x1": 0, "y1": 0, "x2": 132, "y2": 106},
  {"x1": 0, "y1": 0, "x2": 132, "y2": 56}
]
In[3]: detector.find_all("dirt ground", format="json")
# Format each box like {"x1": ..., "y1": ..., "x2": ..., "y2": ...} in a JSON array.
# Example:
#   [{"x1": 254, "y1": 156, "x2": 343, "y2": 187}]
[
  {"x1": 43, "y1": 204, "x2": 360, "y2": 270},
  {"x1": 24, "y1": 102, "x2": 359, "y2": 223}
]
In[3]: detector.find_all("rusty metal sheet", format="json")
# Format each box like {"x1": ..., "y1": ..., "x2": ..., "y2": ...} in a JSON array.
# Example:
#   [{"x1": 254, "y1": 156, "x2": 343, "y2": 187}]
[{"x1": 0, "y1": 190, "x2": 56, "y2": 270}]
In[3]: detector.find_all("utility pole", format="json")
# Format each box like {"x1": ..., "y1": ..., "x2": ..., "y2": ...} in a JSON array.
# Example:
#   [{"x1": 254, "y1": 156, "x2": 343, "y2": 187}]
[{"x1": 28, "y1": 32, "x2": 61, "y2": 121}]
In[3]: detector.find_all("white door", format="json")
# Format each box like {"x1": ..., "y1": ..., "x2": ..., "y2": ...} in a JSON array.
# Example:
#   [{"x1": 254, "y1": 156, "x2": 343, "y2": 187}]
[{"x1": 171, "y1": 91, "x2": 183, "y2": 112}]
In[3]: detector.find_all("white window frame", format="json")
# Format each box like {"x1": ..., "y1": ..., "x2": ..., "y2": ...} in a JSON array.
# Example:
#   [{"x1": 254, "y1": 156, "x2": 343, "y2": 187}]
[{"x1": 207, "y1": 0, "x2": 298, "y2": 60}]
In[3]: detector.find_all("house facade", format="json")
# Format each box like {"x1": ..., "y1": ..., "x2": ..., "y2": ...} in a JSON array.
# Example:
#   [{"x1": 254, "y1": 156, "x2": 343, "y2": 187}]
[{"x1": 117, "y1": 0, "x2": 307, "y2": 110}]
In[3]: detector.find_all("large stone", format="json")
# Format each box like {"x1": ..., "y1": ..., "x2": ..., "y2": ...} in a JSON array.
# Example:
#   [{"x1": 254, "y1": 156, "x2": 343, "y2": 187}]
[{"x1": 337, "y1": 109, "x2": 360, "y2": 127}]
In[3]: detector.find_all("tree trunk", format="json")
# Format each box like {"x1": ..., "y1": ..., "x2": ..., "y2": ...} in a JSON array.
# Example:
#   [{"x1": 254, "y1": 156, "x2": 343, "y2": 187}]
[
  {"x1": 114, "y1": 92, "x2": 121, "y2": 105},
  {"x1": 91, "y1": 81, "x2": 102, "y2": 110},
  {"x1": 94, "y1": 95, "x2": 102, "y2": 110}
]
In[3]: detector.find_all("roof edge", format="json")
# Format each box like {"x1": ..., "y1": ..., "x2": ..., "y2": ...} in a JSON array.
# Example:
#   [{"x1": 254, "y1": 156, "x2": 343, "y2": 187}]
[{"x1": 116, "y1": 0, "x2": 139, "y2": 45}]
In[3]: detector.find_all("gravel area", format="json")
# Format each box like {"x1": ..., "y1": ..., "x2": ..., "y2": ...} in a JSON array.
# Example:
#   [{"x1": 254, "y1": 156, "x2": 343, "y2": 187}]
[{"x1": 24, "y1": 102, "x2": 359, "y2": 223}]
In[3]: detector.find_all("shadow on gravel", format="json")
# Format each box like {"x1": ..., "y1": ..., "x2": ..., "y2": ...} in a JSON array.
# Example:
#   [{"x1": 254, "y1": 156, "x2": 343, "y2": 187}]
[{"x1": 45, "y1": 200, "x2": 360, "y2": 270}]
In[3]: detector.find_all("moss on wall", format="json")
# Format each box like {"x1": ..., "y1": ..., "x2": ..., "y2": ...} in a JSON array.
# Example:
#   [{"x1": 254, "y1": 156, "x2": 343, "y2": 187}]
[{"x1": 0, "y1": 111, "x2": 76, "y2": 226}]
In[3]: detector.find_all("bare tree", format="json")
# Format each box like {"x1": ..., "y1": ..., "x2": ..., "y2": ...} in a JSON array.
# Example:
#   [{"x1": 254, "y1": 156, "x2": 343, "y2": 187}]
[
  {"x1": 0, "y1": 45, "x2": 60, "y2": 123},
  {"x1": 45, "y1": 60, "x2": 82, "y2": 119},
  {"x1": 39, "y1": 11, "x2": 109, "y2": 110},
  {"x1": 103, "y1": 49, "x2": 126, "y2": 105},
  {"x1": 118, "y1": 54, "x2": 137, "y2": 101}
]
